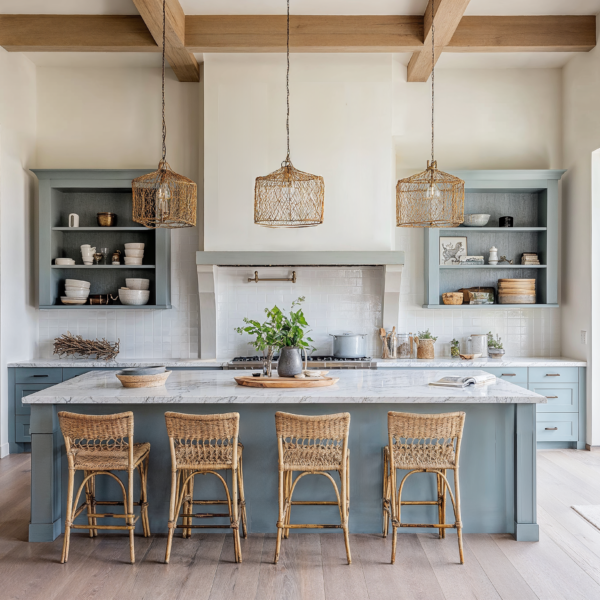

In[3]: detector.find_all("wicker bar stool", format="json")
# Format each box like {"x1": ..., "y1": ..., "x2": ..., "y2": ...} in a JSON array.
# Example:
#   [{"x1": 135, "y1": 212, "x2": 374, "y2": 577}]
[
  {"x1": 164, "y1": 412, "x2": 247, "y2": 563},
  {"x1": 274, "y1": 411, "x2": 351, "y2": 565},
  {"x1": 383, "y1": 411, "x2": 466, "y2": 564},
  {"x1": 58, "y1": 411, "x2": 151, "y2": 564}
]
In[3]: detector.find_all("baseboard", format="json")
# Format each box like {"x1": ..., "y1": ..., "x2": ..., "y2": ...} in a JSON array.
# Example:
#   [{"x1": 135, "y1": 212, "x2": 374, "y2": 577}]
[
  {"x1": 514, "y1": 522, "x2": 539, "y2": 542},
  {"x1": 585, "y1": 444, "x2": 600, "y2": 451},
  {"x1": 0, "y1": 443, "x2": 9, "y2": 459}
]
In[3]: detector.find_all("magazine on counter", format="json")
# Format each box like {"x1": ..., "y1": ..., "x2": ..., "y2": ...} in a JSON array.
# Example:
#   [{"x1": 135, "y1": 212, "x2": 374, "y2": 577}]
[{"x1": 429, "y1": 374, "x2": 496, "y2": 388}]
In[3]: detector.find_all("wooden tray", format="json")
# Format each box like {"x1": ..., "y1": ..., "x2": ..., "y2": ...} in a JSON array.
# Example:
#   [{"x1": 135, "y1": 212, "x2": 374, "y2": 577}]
[{"x1": 235, "y1": 376, "x2": 339, "y2": 388}]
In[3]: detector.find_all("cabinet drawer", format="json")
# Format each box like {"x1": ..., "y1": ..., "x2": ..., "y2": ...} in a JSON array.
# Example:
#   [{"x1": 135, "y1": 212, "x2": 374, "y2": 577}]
[
  {"x1": 529, "y1": 367, "x2": 578, "y2": 383},
  {"x1": 536, "y1": 413, "x2": 578, "y2": 442},
  {"x1": 530, "y1": 383, "x2": 578, "y2": 413},
  {"x1": 15, "y1": 416, "x2": 31, "y2": 443},
  {"x1": 482, "y1": 367, "x2": 528, "y2": 384},
  {"x1": 14, "y1": 367, "x2": 62, "y2": 385},
  {"x1": 62, "y1": 367, "x2": 119, "y2": 381},
  {"x1": 15, "y1": 383, "x2": 57, "y2": 415}
]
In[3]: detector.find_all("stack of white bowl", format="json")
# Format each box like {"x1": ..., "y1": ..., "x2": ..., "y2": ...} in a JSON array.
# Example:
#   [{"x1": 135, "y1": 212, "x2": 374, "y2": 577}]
[
  {"x1": 80, "y1": 245, "x2": 96, "y2": 265},
  {"x1": 119, "y1": 278, "x2": 150, "y2": 305},
  {"x1": 55, "y1": 258, "x2": 75, "y2": 266},
  {"x1": 61, "y1": 279, "x2": 90, "y2": 305},
  {"x1": 124, "y1": 243, "x2": 144, "y2": 265}
]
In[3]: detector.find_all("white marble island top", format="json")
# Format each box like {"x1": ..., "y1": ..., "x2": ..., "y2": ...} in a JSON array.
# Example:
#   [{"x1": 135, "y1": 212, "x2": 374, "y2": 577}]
[{"x1": 23, "y1": 369, "x2": 546, "y2": 405}]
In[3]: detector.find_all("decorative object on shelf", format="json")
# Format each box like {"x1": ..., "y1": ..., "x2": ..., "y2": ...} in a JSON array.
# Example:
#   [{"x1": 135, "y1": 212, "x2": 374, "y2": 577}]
[
  {"x1": 521, "y1": 252, "x2": 540, "y2": 265},
  {"x1": 442, "y1": 292, "x2": 463, "y2": 305},
  {"x1": 468, "y1": 334, "x2": 489, "y2": 358},
  {"x1": 97, "y1": 212, "x2": 117, "y2": 227},
  {"x1": 68, "y1": 213, "x2": 79, "y2": 228},
  {"x1": 89, "y1": 294, "x2": 110, "y2": 305},
  {"x1": 463, "y1": 214, "x2": 490, "y2": 227},
  {"x1": 132, "y1": 0, "x2": 197, "y2": 229},
  {"x1": 126, "y1": 278, "x2": 150, "y2": 290},
  {"x1": 55, "y1": 258, "x2": 75, "y2": 266},
  {"x1": 415, "y1": 329, "x2": 437, "y2": 359},
  {"x1": 459, "y1": 255, "x2": 484, "y2": 265},
  {"x1": 100, "y1": 247, "x2": 109, "y2": 264},
  {"x1": 451, "y1": 338, "x2": 460, "y2": 358},
  {"x1": 124, "y1": 242, "x2": 144, "y2": 266},
  {"x1": 116, "y1": 370, "x2": 171, "y2": 388},
  {"x1": 60, "y1": 297, "x2": 87, "y2": 305},
  {"x1": 118, "y1": 288, "x2": 150, "y2": 306},
  {"x1": 499, "y1": 216, "x2": 513, "y2": 228},
  {"x1": 457, "y1": 287, "x2": 495, "y2": 305},
  {"x1": 254, "y1": 0, "x2": 324, "y2": 228},
  {"x1": 53, "y1": 331, "x2": 120, "y2": 361},
  {"x1": 498, "y1": 278, "x2": 536, "y2": 304},
  {"x1": 487, "y1": 332, "x2": 505, "y2": 359},
  {"x1": 81, "y1": 245, "x2": 95, "y2": 265},
  {"x1": 488, "y1": 246, "x2": 499, "y2": 265},
  {"x1": 111, "y1": 250, "x2": 121, "y2": 265},
  {"x1": 65, "y1": 279, "x2": 90, "y2": 289},
  {"x1": 397, "y1": 333, "x2": 411, "y2": 359},
  {"x1": 498, "y1": 256, "x2": 514, "y2": 265},
  {"x1": 439, "y1": 236, "x2": 467, "y2": 265},
  {"x1": 93, "y1": 252, "x2": 103, "y2": 265},
  {"x1": 396, "y1": 0, "x2": 464, "y2": 228}
]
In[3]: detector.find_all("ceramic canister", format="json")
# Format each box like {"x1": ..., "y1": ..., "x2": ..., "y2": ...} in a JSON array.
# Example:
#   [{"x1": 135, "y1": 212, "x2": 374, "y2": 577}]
[{"x1": 470, "y1": 334, "x2": 489, "y2": 357}]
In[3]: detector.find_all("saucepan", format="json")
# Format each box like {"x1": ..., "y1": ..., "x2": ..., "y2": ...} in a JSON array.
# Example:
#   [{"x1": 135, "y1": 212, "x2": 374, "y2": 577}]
[{"x1": 330, "y1": 332, "x2": 367, "y2": 358}]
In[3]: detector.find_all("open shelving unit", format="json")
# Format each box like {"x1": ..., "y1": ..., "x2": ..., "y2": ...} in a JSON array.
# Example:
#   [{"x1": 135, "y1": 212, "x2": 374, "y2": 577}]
[
  {"x1": 423, "y1": 170, "x2": 565, "y2": 309},
  {"x1": 35, "y1": 169, "x2": 171, "y2": 310}
]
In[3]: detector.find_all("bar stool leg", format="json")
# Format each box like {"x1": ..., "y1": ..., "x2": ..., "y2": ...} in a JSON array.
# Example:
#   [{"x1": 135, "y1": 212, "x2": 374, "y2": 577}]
[
  {"x1": 342, "y1": 458, "x2": 351, "y2": 565},
  {"x1": 61, "y1": 467, "x2": 75, "y2": 564},
  {"x1": 382, "y1": 449, "x2": 389, "y2": 537},
  {"x1": 238, "y1": 455, "x2": 248, "y2": 539},
  {"x1": 90, "y1": 473, "x2": 98, "y2": 537},
  {"x1": 187, "y1": 471, "x2": 195, "y2": 538},
  {"x1": 454, "y1": 468, "x2": 464, "y2": 564},
  {"x1": 284, "y1": 471, "x2": 292, "y2": 539},
  {"x1": 139, "y1": 457, "x2": 150, "y2": 537},
  {"x1": 232, "y1": 461, "x2": 242, "y2": 563},
  {"x1": 84, "y1": 471, "x2": 95, "y2": 538},
  {"x1": 165, "y1": 468, "x2": 178, "y2": 563},
  {"x1": 440, "y1": 469, "x2": 447, "y2": 539},
  {"x1": 436, "y1": 472, "x2": 443, "y2": 539},
  {"x1": 128, "y1": 468, "x2": 135, "y2": 564},
  {"x1": 391, "y1": 466, "x2": 398, "y2": 565},
  {"x1": 274, "y1": 468, "x2": 285, "y2": 564}
]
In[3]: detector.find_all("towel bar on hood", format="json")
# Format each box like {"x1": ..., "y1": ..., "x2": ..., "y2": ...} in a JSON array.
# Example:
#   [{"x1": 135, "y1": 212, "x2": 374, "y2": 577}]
[{"x1": 248, "y1": 271, "x2": 296, "y2": 283}]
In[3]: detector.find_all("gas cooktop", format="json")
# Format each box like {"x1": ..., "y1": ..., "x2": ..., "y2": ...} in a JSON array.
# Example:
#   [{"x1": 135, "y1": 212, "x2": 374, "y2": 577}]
[{"x1": 225, "y1": 355, "x2": 376, "y2": 370}]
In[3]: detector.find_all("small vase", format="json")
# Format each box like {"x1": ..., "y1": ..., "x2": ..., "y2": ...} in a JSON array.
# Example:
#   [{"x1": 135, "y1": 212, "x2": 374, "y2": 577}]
[
  {"x1": 415, "y1": 338, "x2": 435, "y2": 359},
  {"x1": 277, "y1": 347, "x2": 303, "y2": 377},
  {"x1": 262, "y1": 346, "x2": 274, "y2": 377}
]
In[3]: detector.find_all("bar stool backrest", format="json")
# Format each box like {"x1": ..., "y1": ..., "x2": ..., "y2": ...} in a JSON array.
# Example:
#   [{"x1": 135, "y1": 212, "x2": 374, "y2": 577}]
[
  {"x1": 164, "y1": 412, "x2": 240, "y2": 469},
  {"x1": 387, "y1": 411, "x2": 466, "y2": 468}
]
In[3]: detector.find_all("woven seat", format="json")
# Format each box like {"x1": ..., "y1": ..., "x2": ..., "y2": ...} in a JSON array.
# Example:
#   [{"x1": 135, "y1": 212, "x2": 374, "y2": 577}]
[
  {"x1": 164, "y1": 412, "x2": 247, "y2": 564},
  {"x1": 58, "y1": 411, "x2": 151, "y2": 565},
  {"x1": 383, "y1": 411, "x2": 466, "y2": 565},
  {"x1": 274, "y1": 412, "x2": 351, "y2": 565}
]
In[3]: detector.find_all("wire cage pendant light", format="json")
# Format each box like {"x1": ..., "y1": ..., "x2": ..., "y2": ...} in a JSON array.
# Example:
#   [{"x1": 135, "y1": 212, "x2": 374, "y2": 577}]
[
  {"x1": 132, "y1": 0, "x2": 197, "y2": 229},
  {"x1": 254, "y1": 0, "x2": 324, "y2": 228},
  {"x1": 396, "y1": 0, "x2": 464, "y2": 228}
]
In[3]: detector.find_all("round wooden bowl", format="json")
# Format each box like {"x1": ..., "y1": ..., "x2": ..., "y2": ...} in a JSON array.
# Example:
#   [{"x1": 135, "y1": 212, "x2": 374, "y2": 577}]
[
  {"x1": 116, "y1": 371, "x2": 171, "y2": 388},
  {"x1": 442, "y1": 292, "x2": 463, "y2": 305}
]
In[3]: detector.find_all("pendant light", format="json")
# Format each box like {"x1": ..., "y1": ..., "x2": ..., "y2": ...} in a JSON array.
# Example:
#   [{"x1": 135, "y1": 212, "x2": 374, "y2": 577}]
[
  {"x1": 396, "y1": 0, "x2": 464, "y2": 228},
  {"x1": 132, "y1": 0, "x2": 197, "y2": 229},
  {"x1": 254, "y1": 0, "x2": 324, "y2": 228}
]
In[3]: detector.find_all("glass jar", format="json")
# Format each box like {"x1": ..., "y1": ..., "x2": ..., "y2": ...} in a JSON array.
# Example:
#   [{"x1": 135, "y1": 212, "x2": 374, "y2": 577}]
[{"x1": 397, "y1": 334, "x2": 411, "y2": 359}]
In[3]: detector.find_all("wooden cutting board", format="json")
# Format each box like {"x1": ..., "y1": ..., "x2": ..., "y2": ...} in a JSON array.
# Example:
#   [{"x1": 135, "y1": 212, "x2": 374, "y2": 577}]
[{"x1": 235, "y1": 376, "x2": 339, "y2": 388}]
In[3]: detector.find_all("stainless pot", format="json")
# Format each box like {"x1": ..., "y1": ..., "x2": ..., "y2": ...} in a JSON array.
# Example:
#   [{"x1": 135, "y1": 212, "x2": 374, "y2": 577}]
[{"x1": 330, "y1": 332, "x2": 367, "y2": 358}]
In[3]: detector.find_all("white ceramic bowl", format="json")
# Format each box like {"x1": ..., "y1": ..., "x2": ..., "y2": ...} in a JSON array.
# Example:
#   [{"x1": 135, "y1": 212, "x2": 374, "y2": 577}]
[
  {"x1": 119, "y1": 289, "x2": 150, "y2": 306},
  {"x1": 82, "y1": 260, "x2": 94, "y2": 265},
  {"x1": 124, "y1": 249, "x2": 144, "y2": 258},
  {"x1": 65, "y1": 279, "x2": 90, "y2": 288},
  {"x1": 60, "y1": 297, "x2": 87, "y2": 305},
  {"x1": 463, "y1": 214, "x2": 491, "y2": 227},
  {"x1": 65, "y1": 285, "x2": 89, "y2": 292},
  {"x1": 55, "y1": 258, "x2": 75, "y2": 265},
  {"x1": 124, "y1": 257, "x2": 143, "y2": 265},
  {"x1": 65, "y1": 289, "x2": 90, "y2": 298},
  {"x1": 125, "y1": 243, "x2": 145, "y2": 250},
  {"x1": 125, "y1": 278, "x2": 150, "y2": 290}
]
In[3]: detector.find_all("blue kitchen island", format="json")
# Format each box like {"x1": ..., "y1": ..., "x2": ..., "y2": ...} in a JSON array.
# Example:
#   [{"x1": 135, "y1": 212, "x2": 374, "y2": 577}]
[{"x1": 23, "y1": 369, "x2": 545, "y2": 543}]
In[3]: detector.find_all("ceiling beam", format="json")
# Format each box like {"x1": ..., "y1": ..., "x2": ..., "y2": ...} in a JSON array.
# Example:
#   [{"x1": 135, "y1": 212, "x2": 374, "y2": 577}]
[
  {"x1": 407, "y1": 0, "x2": 471, "y2": 83},
  {"x1": 0, "y1": 14, "x2": 594, "y2": 57},
  {"x1": 132, "y1": 0, "x2": 199, "y2": 82}
]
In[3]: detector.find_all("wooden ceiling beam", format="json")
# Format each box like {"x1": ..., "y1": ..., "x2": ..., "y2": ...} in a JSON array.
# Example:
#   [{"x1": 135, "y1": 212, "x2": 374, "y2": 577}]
[
  {"x1": 407, "y1": 0, "x2": 471, "y2": 83},
  {"x1": 132, "y1": 0, "x2": 199, "y2": 82}
]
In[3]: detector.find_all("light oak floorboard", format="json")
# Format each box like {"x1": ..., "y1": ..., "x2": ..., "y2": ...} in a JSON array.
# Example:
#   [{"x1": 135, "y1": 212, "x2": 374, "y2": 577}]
[{"x1": 321, "y1": 533, "x2": 369, "y2": 600}]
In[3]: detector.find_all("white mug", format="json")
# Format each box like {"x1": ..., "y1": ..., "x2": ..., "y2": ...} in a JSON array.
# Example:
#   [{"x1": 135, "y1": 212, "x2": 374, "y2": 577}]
[{"x1": 68, "y1": 213, "x2": 79, "y2": 228}]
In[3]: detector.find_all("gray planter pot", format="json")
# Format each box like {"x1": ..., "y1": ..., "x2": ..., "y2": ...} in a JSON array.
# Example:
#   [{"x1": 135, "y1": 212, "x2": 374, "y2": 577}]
[{"x1": 277, "y1": 347, "x2": 303, "y2": 377}]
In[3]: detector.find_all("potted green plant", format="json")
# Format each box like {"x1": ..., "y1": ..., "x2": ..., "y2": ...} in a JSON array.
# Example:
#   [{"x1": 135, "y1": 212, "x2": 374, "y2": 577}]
[
  {"x1": 415, "y1": 329, "x2": 438, "y2": 359},
  {"x1": 234, "y1": 315, "x2": 280, "y2": 377},
  {"x1": 487, "y1": 332, "x2": 505, "y2": 359}
]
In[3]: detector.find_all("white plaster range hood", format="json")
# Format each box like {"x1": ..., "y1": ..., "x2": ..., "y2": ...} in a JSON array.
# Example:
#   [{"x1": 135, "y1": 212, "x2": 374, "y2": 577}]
[{"x1": 196, "y1": 251, "x2": 404, "y2": 359}]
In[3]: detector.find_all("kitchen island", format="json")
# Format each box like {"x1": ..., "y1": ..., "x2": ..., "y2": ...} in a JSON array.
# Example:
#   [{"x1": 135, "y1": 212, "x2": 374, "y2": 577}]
[{"x1": 24, "y1": 369, "x2": 545, "y2": 543}]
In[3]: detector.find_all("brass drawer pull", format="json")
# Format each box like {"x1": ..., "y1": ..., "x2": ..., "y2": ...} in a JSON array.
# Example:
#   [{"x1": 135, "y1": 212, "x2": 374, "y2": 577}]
[
  {"x1": 546, "y1": 374, "x2": 560, "y2": 377},
  {"x1": 545, "y1": 427, "x2": 558, "y2": 431},
  {"x1": 501, "y1": 373, "x2": 516, "y2": 377},
  {"x1": 545, "y1": 396, "x2": 559, "y2": 399}
]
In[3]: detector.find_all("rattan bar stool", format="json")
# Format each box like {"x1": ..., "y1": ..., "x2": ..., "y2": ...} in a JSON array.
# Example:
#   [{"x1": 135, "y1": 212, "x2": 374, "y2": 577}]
[
  {"x1": 164, "y1": 412, "x2": 247, "y2": 563},
  {"x1": 274, "y1": 411, "x2": 351, "y2": 565},
  {"x1": 382, "y1": 411, "x2": 466, "y2": 564},
  {"x1": 58, "y1": 411, "x2": 151, "y2": 564}
]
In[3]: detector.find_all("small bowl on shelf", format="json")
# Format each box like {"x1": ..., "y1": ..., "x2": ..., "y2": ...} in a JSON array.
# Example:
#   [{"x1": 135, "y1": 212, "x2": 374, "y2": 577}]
[
  {"x1": 124, "y1": 257, "x2": 143, "y2": 265},
  {"x1": 125, "y1": 243, "x2": 145, "y2": 250},
  {"x1": 60, "y1": 297, "x2": 87, "y2": 305},
  {"x1": 55, "y1": 258, "x2": 75, "y2": 265},
  {"x1": 442, "y1": 292, "x2": 463, "y2": 305},
  {"x1": 97, "y1": 212, "x2": 117, "y2": 227},
  {"x1": 65, "y1": 289, "x2": 90, "y2": 298},
  {"x1": 119, "y1": 288, "x2": 150, "y2": 306},
  {"x1": 65, "y1": 279, "x2": 90, "y2": 288},
  {"x1": 463, "y1": 214, "x2": 491, "y2": 227},
  {"x1": 126, "y1": 278, "x2": 150, "y2": 290},
  {"x1": 124, "y1": 249, "x2": 144, "y2": 258}
]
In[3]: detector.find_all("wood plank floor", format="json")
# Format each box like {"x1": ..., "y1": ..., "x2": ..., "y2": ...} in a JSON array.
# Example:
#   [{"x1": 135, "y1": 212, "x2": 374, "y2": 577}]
[{"x1": 2, "y1": 449, "x2": 600, "y2": 599}]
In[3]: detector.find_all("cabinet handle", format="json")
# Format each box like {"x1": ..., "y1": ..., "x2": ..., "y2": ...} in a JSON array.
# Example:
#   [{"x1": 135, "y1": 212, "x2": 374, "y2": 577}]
[
  {"x1": 545, "y1": 396, "x2": 559, "y2": 399},
  {"x1": 32, "y1": 374, "x2": 49, "y2": 378},
  {"x1": 545, "y1": 427, "x2": 558, "y2": 430},
  {"x1": 501, "y1": 373, "x2": 516, "y2": 377},
  {"x1": 546, "y1": 374, "x2": 560, "y2": 377}
]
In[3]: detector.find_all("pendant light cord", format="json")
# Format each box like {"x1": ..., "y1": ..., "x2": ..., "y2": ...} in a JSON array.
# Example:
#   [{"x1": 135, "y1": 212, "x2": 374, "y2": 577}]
[
  {"x1": 162, "y1": 0, "x2": 167, "y2": 164},
  {"x1": 286, "y1": 0, "x2": 290, "y2": 162},
  {"x1": 431, "y1": 0, "x2": 435, "y2": 167}
]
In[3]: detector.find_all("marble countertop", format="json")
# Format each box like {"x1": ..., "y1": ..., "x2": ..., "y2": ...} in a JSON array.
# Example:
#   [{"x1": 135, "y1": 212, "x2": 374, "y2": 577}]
[
  {"x1": 23, "y1": 369, "x2": 546, "y2": 405},
  {"x1": 8, "y1": 356, "x2": 586, "y2": 368}
]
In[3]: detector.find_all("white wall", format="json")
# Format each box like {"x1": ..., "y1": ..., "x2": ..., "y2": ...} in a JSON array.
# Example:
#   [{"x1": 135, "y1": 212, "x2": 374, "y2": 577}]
[
  {"x1": 562, "y1": 33, "x2": 600, "y2": 445},
  {"x1": 35, "y1": 66, "x2": 202, "y2": 358},
  {"x1": 0, "y1": 49, "x2": 38, "y2": 457}
]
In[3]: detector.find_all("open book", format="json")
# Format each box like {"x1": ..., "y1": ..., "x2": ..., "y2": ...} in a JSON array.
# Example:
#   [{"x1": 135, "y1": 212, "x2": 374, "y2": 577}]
[{"x1": 429, "y1": 374, "x2": 496, "y2": 388}]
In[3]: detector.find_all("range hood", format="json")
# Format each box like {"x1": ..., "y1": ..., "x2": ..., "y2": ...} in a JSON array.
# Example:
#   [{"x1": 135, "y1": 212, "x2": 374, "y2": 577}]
[{"x1": 196, "y1": 251, "x2": 404, "y2": 359}]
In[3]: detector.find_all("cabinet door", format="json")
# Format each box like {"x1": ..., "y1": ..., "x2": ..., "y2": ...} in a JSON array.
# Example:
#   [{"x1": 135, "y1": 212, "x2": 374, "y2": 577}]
[
  {"x1": 15, "y1": 416, "x2": 31, "y2": 443},
  {"x1": 15, "y1": 383, "x2": 55, "y2": 416},
  {"x1": 537, "y1": 413, "x2": 578, "y2": 442},
  {"x1": 529, "y1": 383, "x2": 578, "y2": 413}
]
